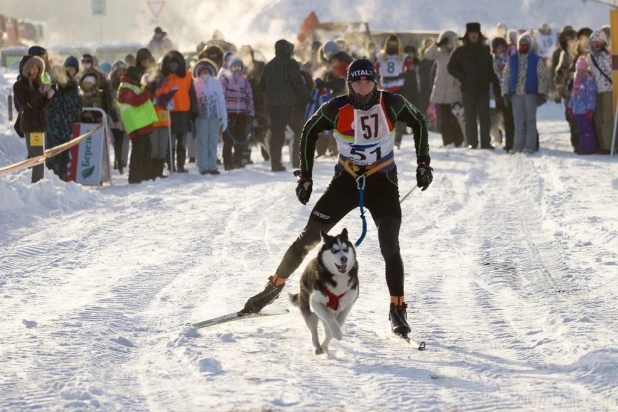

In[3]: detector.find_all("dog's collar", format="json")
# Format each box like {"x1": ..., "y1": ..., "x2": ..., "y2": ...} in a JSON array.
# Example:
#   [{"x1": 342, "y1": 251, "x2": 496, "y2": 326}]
[{"x1": 322, "y1": 284, "x2": 346, "y2": 311}]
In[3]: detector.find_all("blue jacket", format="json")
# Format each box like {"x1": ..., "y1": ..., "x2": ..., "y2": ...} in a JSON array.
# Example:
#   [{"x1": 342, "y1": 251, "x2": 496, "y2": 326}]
[
  {"x1": 509, "y1": 52, "x2": 540, "y2": 95},
  {"x1": 568, "y1": 75, "x2": 597, "y2": 114}
]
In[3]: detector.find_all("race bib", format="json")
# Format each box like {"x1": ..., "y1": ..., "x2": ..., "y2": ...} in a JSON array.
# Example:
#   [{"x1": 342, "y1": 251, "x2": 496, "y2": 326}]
[
  {"x1": 340, "y1": 138, "x2": 395, "y2": 165},
  {"x1": 335, "y1": 98, "x2": 396, "y2": 165},
  {"x1": 30, "y1": 132, "x2": 44, "y2": 147}
]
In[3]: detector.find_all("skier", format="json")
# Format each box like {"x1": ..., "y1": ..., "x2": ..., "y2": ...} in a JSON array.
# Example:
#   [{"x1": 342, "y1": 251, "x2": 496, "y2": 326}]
[{"x1": 242, "y1": 58, "x2": 432, "y2": 335}]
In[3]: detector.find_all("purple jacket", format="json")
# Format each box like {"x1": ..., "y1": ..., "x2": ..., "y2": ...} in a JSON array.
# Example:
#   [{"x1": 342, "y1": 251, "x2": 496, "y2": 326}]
[{"x1": 568, "y1": 74, "x2": 596, "y2": 114}]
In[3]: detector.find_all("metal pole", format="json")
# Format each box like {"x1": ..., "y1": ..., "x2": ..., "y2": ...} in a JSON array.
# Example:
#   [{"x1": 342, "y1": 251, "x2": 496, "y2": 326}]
[
  {"x1": 399, "y1": 186, "x2": 417, "y2": 204},
  {"x1": 8, "y1": 94, "x2": 13, "y2": 122},
  {"x1": 609, "y1": 109, "x2": 618, "y2": 156},
  {"x1": 167, "y1": 111, "x2": 174, "y2": 174},
  {"x1": 99, "y1": 16, "x2": 103, "y2": 42}
]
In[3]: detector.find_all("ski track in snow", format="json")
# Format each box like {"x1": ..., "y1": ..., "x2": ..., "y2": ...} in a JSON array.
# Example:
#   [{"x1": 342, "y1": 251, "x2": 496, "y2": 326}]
[{"x1": 1, "y1": 104, "x2": 618, "y2": 411}]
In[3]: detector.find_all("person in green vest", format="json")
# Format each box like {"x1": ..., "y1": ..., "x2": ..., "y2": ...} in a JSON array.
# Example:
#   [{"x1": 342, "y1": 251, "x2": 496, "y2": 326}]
[
  {"x1": 117, "y1": 66, "x2": 158, "y2": 184},
  {"x1": 28, "y1": 46, "x2": 51, "y2": 84}
]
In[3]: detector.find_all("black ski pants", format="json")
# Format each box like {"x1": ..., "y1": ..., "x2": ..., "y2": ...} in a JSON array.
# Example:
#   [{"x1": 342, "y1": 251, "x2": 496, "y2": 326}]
[
  {"x1": 128, "y1": 133, "x2": 152, "y2": 184},
  {"x1": 276, "y1": 167, "x2": 406, "y2": 297}
]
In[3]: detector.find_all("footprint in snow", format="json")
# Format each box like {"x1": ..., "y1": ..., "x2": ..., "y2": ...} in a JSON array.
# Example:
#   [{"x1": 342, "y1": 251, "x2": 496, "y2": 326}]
[
  {"x1": 110, "y1": 336, "x2": 134, "y2": 347},
  {"x1": 199, "y1": 358, "x2": 223, "y2": 375},
  {"x1": 22, "y1": 319, "x2": 37, "y2": 328}
]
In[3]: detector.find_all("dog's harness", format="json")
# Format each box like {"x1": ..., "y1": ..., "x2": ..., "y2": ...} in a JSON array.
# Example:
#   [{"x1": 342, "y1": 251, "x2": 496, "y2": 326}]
[
  {"x1": 340, "y1": 157, "x2": 393, "y2": 247},
  {"x1": 322, "y1": 284, "x2": 346, "y2": 311}
]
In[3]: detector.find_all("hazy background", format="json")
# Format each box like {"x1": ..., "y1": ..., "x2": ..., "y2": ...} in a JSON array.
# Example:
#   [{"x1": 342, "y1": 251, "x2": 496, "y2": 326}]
[
  {"x1": 2, "y1": 0, "x2": 262, "y2": 49},
  {"x1": 2, "y1": 0, "x2": 614, "y2": 51}
]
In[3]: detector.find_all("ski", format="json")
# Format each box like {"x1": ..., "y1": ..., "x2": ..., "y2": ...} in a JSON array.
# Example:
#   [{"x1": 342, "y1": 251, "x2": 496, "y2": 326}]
[
  {"x1": 396, "y1": 333, "x2": 426, "y2": 350},
  {"x1": 189, "y1": 309, "x2": 289, "y2": 329}
]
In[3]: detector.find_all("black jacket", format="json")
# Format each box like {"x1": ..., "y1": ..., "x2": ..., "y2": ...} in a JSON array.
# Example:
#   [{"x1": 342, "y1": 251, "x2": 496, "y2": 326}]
[
  {"x1": 417, "y1": 58, "x2": 435, "y2": 113},
  {"x1": 13, "y1": 56, "x2": 52, "y2": 133},
  {"x1": 261, "y1": 40, "x2": 310, "y2": 107},
  {"x1": 447, "y1": 41, "x2": 501, "y2": 95},
  {"x1": 299, "y1": 91, "x2": 430, "y2": 176}
]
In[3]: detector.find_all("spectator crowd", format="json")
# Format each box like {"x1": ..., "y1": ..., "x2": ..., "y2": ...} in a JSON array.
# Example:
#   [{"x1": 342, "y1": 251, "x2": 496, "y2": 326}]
[{"x1": 9, "y1": 21, "x2": 616, "y2": 185}]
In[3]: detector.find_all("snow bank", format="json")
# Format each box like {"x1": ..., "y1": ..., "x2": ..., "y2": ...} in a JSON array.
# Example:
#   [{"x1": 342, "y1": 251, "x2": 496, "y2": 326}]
[
  {"x1": 238, "y1": 0, "x2": 612, "y2": 40},
  {"x1": 0, "y1": 172, "x2": 103, "y2": 229},
  {"x1": 0, "y1": 71, "x2": 102, "y2": 230}
]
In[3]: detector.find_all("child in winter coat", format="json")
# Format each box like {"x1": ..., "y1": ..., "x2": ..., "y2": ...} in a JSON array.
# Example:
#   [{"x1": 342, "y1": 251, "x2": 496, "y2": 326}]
[
  {"x1": 567, "y1": 57, "x2": 597, "y2": 154},
  {"x1": 79, "y1": 72, "x2": 109, "y2": 123},
  {"x1": 45, "y1": 66, "x2": 82, "y2": 181},
  {"x1": 108, "y1": 60, "x2": 128, "y2": 174},
  {"x1": 193, "y1": 59, "x2": 227, "y2": 175},
  {"x1": 219, "y1": 57, "x2": 254, "y2": 170},
  {"x1": 142, "y1": 68, "x2": 177, "y2": 179},
  {"x1": 117, "y1": 66, "x2": 158, "y2": 183}
]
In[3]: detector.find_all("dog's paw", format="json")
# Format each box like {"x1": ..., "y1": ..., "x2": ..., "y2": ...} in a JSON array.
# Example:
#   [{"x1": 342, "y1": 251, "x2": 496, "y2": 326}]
[{"x1": 314, "y1": 346, "x2": 325, "y2": 355}]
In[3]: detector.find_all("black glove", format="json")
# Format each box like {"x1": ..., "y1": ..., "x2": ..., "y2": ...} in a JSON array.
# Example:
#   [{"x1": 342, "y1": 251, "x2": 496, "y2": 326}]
[
  {"x1": 536, "y1": 95, "x2": 547, "y2": 107},
  {"x1": 146, "y1": 81, "x2": 157, "y2": 94},
  {"x1": 293, "y1": 170, "x2": 313, "y2": 205},
  {"x1": 416, "y1": 163, "x2": 433, "y2": 191}
]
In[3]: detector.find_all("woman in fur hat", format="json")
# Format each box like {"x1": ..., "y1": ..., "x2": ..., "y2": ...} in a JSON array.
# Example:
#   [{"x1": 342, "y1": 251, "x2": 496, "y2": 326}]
[{"x1": 13, "y1": 55, "x2": 54, "y2": 183}]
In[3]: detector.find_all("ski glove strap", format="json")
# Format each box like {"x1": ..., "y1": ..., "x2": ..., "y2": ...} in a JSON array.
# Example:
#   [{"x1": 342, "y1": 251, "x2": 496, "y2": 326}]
[
  {"x1": 293, "y1": 170, "x2": 313, "y2": 205},
  {"x1": 416, "y1": 163, "x2": 433, "y2": 191}
]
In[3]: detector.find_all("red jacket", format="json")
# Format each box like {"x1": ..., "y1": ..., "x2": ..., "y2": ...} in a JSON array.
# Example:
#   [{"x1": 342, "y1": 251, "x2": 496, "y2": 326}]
[{"x1": 117, "y1": 78, "x2": 155, "y2": 138}]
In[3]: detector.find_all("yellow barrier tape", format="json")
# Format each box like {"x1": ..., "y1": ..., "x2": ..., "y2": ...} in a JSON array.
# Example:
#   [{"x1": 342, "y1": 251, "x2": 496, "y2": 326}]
[{"x1": 0, "y1": 125, "x2": 104, "y2": 176}]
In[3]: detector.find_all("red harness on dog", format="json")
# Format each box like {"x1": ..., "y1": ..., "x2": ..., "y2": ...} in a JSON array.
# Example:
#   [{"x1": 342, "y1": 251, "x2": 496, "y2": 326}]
[{"x1": 322, "y1": 284, "x2": 346, "y2": 310}]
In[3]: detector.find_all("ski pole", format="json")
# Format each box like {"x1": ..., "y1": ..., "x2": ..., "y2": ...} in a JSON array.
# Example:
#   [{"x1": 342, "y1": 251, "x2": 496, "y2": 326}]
[{"x1": 399, "y1": 186, "x2": 417, "y2": 204}]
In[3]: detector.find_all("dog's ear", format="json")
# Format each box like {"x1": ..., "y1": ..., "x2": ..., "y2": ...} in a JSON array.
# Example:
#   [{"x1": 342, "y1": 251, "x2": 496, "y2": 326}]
[
  {"x1": 340, "y1": 228, "x2": 348, "y2": 240},
  {"x1": 320, "y1": 230, "x2": 329, "y2": 241}
]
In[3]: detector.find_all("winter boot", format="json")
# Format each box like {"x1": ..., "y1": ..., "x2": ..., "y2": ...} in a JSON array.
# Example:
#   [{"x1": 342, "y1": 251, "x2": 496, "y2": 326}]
[
  {"x1": 389, "y1": 303, "x2": 411, "y2": 336},
  {"x1": 157, "y1": 159, "x2": 167, "y2": 178},
  {"x1": 177, "y1": 149, "x2": 188, "y2": 173},
  {"x1": 242, "y1": 275, "x2": 285, "y2": 314}
]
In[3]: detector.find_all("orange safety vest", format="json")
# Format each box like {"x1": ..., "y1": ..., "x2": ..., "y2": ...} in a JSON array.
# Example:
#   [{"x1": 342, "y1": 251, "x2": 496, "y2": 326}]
[{"x1": 160, "y1": 70, "x2": 193, "y2": 113}]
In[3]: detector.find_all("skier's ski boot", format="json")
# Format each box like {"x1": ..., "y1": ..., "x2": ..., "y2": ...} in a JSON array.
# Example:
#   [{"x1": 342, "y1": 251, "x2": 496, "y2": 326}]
[
  {"x1": 242, "y1": 275, "x2": 285, "y2": 314},
  {"x1": 389, "y1": 302, "x2": 411, "y2": 336}
]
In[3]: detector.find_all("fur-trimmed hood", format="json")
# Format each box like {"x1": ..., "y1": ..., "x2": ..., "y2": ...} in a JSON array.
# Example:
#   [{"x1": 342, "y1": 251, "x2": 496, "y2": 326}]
[
  {"x1": 192, "y1": 59, "x2": 218, "y2": 79},
  {"x1": 21, "y1": 55, "x2": 45, "y2": 84},
  {"x1": 79, "y1": 69, "x2": 101, "y2": 90},
  {"x1": 161, "y1": 50, "x2": 187, "y2": 77}
]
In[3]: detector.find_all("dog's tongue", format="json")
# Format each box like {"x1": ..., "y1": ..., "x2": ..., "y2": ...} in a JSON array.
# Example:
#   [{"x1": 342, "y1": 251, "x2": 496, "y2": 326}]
[{"x1": 336, "y1": 264, "x2": 347, "y2": 273}]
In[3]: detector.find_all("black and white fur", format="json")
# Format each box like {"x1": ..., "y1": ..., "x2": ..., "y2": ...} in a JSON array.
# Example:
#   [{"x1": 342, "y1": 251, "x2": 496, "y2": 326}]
[{"x1": 289, "y1": 228, "x2": 359, "y2": 355}]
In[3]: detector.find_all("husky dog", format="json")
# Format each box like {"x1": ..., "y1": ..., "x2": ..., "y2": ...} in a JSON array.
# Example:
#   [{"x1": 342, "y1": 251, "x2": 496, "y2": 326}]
[
  {"x1": 290, "y1": 228, "x2": 359, "y2": 355},
  {"x1": 489, "y1": 107, "x2": 505, "y2": 147}
]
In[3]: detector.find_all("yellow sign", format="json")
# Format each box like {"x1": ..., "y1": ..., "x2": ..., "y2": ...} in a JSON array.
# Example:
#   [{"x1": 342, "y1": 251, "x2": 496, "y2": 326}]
[
  {"x1": 30, "y1": 132, "x2": 44, "y2": 147},
  {"x1": 158, "y1": 110, "x2": 169, "y2": 122}
]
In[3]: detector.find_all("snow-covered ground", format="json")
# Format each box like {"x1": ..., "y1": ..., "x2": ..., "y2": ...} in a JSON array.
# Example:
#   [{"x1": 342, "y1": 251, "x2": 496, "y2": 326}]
[{"x1": 1, "y1": 72, "x2": 618, "y2": 410}]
